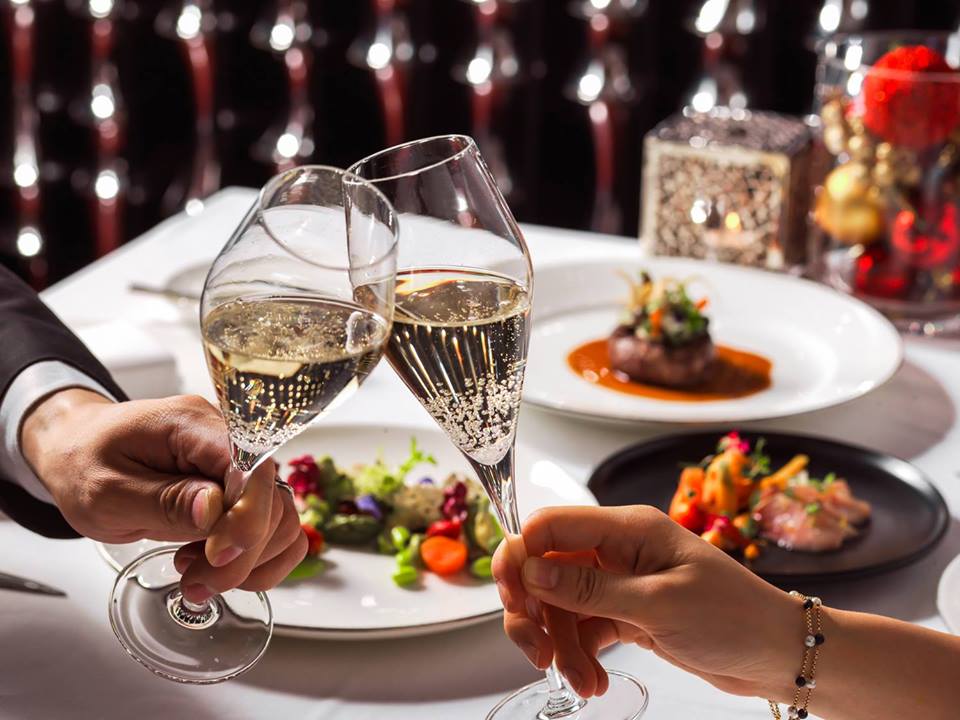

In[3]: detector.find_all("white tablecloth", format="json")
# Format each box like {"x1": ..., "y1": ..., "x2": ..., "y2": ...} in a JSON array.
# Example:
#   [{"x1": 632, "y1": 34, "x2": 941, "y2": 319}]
[{"x1": 2, "y1": 188, "x2": 957, "y2": 720}]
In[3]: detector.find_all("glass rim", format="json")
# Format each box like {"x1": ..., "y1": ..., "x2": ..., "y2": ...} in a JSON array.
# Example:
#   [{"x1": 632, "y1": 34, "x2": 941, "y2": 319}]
[
  {"x1": 346, "y1": 134, "x2": 478, "y2": 184},
  {"x1": 257, "y1": 164, "x2": 399, "y2": 272},
  {"x1": 821, "y1": 30, "x2": 960, "y2": 83}
]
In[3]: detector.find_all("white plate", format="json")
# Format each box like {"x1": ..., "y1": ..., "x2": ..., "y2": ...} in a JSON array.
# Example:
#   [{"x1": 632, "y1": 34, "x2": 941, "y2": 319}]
[
  {"x1": 98, "y1": 422, "x2": 596, "y2": 640},
  {"x1": 524, "y1": 257, "x2": 903, "y2": 424},
  {"x1": 937, "y1": 553, "x2": 960, "y2": 634}
]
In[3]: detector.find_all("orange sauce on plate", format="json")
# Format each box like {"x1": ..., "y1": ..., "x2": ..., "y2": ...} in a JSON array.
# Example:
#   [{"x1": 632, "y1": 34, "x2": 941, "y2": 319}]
[{"x1": 567, "y1": 339, "x2": 772, "y2": 402}]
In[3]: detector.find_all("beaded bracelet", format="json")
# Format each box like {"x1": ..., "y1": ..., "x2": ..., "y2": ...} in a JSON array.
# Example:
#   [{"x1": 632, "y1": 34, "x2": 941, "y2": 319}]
[{"x1": 767, "y1": 591, "x2": 825, "y2": 720}]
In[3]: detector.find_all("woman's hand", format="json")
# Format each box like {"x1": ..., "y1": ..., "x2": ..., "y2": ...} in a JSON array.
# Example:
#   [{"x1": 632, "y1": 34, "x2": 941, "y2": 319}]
[
  {"x1": 21, "y1": 390, "x2": 307, "y2": 603},
  {"x1": 492, "y1": 505, "x2": 800, "y2": 703}
]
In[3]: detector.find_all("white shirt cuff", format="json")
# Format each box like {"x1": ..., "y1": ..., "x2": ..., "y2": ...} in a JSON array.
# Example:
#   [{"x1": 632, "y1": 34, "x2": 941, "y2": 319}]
[{"x1": 0, "y1": 361, "x2": 116, "y2": 504}]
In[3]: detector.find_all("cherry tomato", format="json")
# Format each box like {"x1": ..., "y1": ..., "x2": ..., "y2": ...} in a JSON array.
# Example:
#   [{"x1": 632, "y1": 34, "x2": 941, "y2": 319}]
[
  {"x1": 426, "y1": 518, "x2": 462, "y2": 540},
  {"x1": 670, "y1": 501, "x2": 706, "y2": 533},
  {"x1": 302, "y1": 524, "x2": 325, "y2": 556}
]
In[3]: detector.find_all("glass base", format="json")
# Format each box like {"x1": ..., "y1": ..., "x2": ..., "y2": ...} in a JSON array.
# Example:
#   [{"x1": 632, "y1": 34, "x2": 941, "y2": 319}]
[
  {"x1": 109, "y1": 546, "x2": 273, "y2": 684},
  {"x1": 486, "y1": 671, "x2": 648, "y2": 720},
  {"x1": 98, "y1": 538, "x2": 174, "y2": 572}
]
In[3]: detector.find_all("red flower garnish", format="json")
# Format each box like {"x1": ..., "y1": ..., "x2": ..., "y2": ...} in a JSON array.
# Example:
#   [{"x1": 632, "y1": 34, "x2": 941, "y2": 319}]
[
  {"x1": 862, "y1": 45, "x2": 960, "y2": 149},
  {"x1": 287, "y1": 455, "x2": 322, "y2": 497},
  {"x1": 720, "y1": 431, "x2": 750, "y2": 454}
]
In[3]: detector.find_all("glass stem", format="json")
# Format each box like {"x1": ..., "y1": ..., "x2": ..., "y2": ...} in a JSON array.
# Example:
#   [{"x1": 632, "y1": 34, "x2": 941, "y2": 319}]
[
  {"x1": 181, "y1": 597, "x2": 210, "y2": 614},
  {"x1": 470, "y1": 446, "x2": 585, "y2": 719}
]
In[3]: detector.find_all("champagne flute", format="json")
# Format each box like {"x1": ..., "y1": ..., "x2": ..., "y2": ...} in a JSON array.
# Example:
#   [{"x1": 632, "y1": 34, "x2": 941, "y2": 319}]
[
  {"x1": 348, "y1": 136, "x2": 648, "y2": 720},
  {"x1": 108, "y1": 166, "x2": 397, "y2": 683}
]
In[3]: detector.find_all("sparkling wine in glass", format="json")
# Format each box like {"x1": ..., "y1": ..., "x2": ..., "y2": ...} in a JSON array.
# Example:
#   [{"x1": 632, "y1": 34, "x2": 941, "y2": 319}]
[
  {"x1": 108, "y1": 166, "x2": 397, "y2": 683},
  {"x1": 348, "y1": 136, "x2": 648, "y2": 720}
]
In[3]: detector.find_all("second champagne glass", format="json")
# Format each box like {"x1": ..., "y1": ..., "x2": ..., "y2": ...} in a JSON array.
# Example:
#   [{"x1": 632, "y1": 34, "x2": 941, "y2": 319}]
[
  {"x1": 348, "y1": 136, "x2": 648, "y2": 719},
  {"x1": 109, "y1": 166, "x2": 397, "y2": 683}
]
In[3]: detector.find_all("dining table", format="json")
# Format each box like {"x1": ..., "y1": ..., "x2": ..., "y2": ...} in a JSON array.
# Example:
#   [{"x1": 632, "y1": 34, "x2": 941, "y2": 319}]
[{"x1": 1, "y1": 187, "x2": 958, "y2": 720}]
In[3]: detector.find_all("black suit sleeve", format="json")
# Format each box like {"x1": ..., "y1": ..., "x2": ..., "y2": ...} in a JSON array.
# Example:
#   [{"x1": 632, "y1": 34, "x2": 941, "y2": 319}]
[{"x1": 0, "y1": 265, "x2": 127, "y2": 538}]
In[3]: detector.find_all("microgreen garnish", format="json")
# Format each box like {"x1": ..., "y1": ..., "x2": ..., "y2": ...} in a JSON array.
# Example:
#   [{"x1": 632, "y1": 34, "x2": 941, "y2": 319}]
[{"x1": 747, "y1": 437, "x2": 771, "y2": 479}]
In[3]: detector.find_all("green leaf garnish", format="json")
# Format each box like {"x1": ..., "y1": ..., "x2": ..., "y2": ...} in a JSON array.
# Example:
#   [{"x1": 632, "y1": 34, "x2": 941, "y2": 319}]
[{"x1": 285, "y1": 556, "x2": 326, "y2": 582}]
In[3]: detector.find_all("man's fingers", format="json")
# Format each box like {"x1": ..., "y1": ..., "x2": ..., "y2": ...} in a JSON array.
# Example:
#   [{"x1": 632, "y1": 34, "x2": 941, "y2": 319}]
[
  {"x1": 156, "y1": 395, "x2": 231, "y2": 479},
  {"x1": 521, "y1": 505, "x2": 678, "y2": 577},
  {"x1": 174, "y1": 540, "x2": 203, "y2": 574},
  {"x1": 238, "y1": 532, "x2": 308, "y2": 591},
  {"x1": 185, "y1": 484, "x2": 283, "y2": 595},
  {"x1": 204, "y1": 461, "x2": 277, "y2": 566},
  {"x1": 174, "y1": 489, "x2": 304, "y2": 593},
  {"x1": 93, "y1": 472, "x2": 225, "y2": 542},
  {"x1": 503, "y1": 609, "x2": 553, "y2": 670},
  {"x1": 521, "y1": 556, "x2": 652, "y2": 625},
  {"x1": 250, "y1": 488, "x2": 302, "y2": 566}
]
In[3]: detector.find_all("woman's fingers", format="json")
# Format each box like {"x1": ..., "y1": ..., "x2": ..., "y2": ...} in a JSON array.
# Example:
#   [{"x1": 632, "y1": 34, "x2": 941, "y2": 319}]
[
  {"x1": 503, "y1": 609, "x2": 553, "y2": 670},
  {"x1": 543, "y1": 604, "x2": 606, "y2": 698},
  {"x1": 578, "y1": 616, "x2": 654, "y2": 654},
  {"x1": 492, "y1": 536, "x2": 527, "y2": 614},
  {"x1": 521, "y1": 505, "x2": 679, "y2": 576},
  {"x1": 521, "y1": 556, "x2": 655, "y2": 625}
]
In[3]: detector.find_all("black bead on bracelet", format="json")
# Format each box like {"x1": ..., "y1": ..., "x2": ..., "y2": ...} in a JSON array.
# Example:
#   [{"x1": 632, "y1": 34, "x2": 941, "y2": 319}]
[{"x1": 767, "y1": 591, "x2": 824, "y2": 720}]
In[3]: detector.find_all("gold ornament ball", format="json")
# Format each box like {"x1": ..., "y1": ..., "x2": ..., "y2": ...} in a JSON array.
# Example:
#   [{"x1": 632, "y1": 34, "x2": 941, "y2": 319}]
[
  {"x1": 872, "y1": 160, "x2": 895, "y2": 187},
  {"x1": 875, "y1": 142, "x2": 893, "y2": 162},
  {"x1": 823, "y1": 125, "x2": 848, "y2": 156},
  {"x1": 814, "y1": 162, "x2": 885, "y2": 245},
  {"x1": 846, "y1": 134, "x2": 874, "y2": 161},
  {"x1": 821, "y1": 99, "x2": 844, "y2": 126}
]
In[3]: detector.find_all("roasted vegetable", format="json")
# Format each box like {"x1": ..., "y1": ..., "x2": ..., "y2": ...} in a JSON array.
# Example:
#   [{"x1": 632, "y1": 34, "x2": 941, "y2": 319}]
[
  {"x1": 466, "y1": 496, "x2": 503, "y2": 554},
  {"x1": 323, "y1": 513, "x2": 383, "y2": 545}
]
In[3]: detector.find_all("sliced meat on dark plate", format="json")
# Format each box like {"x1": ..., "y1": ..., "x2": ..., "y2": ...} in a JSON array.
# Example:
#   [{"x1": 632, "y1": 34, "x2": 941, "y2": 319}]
[{"x1": 587, "y1": 431, "x2": 949, "y2": 584}]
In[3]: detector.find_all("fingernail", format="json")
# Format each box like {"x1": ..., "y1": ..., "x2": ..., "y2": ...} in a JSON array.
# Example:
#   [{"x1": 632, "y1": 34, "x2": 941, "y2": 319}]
[
  {"x1": 519, "y1": 642, "x2": 540, "y2": 668},
  {"x1": 525, "y1": 596, "x2": 541, "y2": 622},
  {"x1": 562, "y1": 668, "x2": 583, "y2": 694},
  {"x1": 173, "y1": 550, "x2": 199, "y2": 574},
  {"x1": 191, "y1": 489, "x2": 212, "y2": 530},
  {"x1": 523, "y1": 558, "x2": 559, "y2": 590},
  {"x1": 181, "y1": 583, "x2": 213, "y2": 604},
  {"x1": 211, "y1": 545, "x2": 242, "y2": 567}
]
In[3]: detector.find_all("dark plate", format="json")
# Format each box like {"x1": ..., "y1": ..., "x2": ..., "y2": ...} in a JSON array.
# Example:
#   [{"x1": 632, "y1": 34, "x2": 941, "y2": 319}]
[{"x1": 587, "y1": 431, "x2": 949, "y2": 583}]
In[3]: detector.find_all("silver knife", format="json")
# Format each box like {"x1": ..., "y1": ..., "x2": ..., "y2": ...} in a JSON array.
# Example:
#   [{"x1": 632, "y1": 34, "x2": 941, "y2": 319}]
[{"x1": 0, "y1": 571, "x2": 66, "y2": 597}]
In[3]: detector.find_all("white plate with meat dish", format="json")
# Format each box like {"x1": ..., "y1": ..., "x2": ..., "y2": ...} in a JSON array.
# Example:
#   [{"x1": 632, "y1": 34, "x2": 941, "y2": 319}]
[
  {"x1": 98, "y1": 422, "x2": 597, "y2": 640},
  {"x1": 524, "y1": 257, "x2": 903, "y2": 424},
  {"x1": 588, "y1": 430, "x2": 949, "y2": 583}
]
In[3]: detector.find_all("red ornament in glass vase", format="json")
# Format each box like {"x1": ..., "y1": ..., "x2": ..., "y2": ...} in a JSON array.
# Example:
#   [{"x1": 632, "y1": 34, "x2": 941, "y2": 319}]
[
  {"x1": 890, "y1": 203, "x2": 960, "y2": 270},
  {"x1": 862, "y1": 46, "x2": 960, "y2": 150}
]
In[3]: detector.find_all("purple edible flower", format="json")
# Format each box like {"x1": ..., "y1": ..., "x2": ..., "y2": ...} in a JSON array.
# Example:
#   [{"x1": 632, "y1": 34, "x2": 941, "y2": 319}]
[
  {"x1": 418, "y1": 477, "x2": 435, "y2": 485},
  {"x1": 355, "y1": 494, "x2": 384, "y2": 521}
]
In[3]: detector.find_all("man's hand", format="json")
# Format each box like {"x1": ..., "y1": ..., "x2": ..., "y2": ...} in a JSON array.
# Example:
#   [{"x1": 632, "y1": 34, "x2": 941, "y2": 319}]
[{"x1": 21, "y1": 390, "x2": 307, "y2": 602}]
